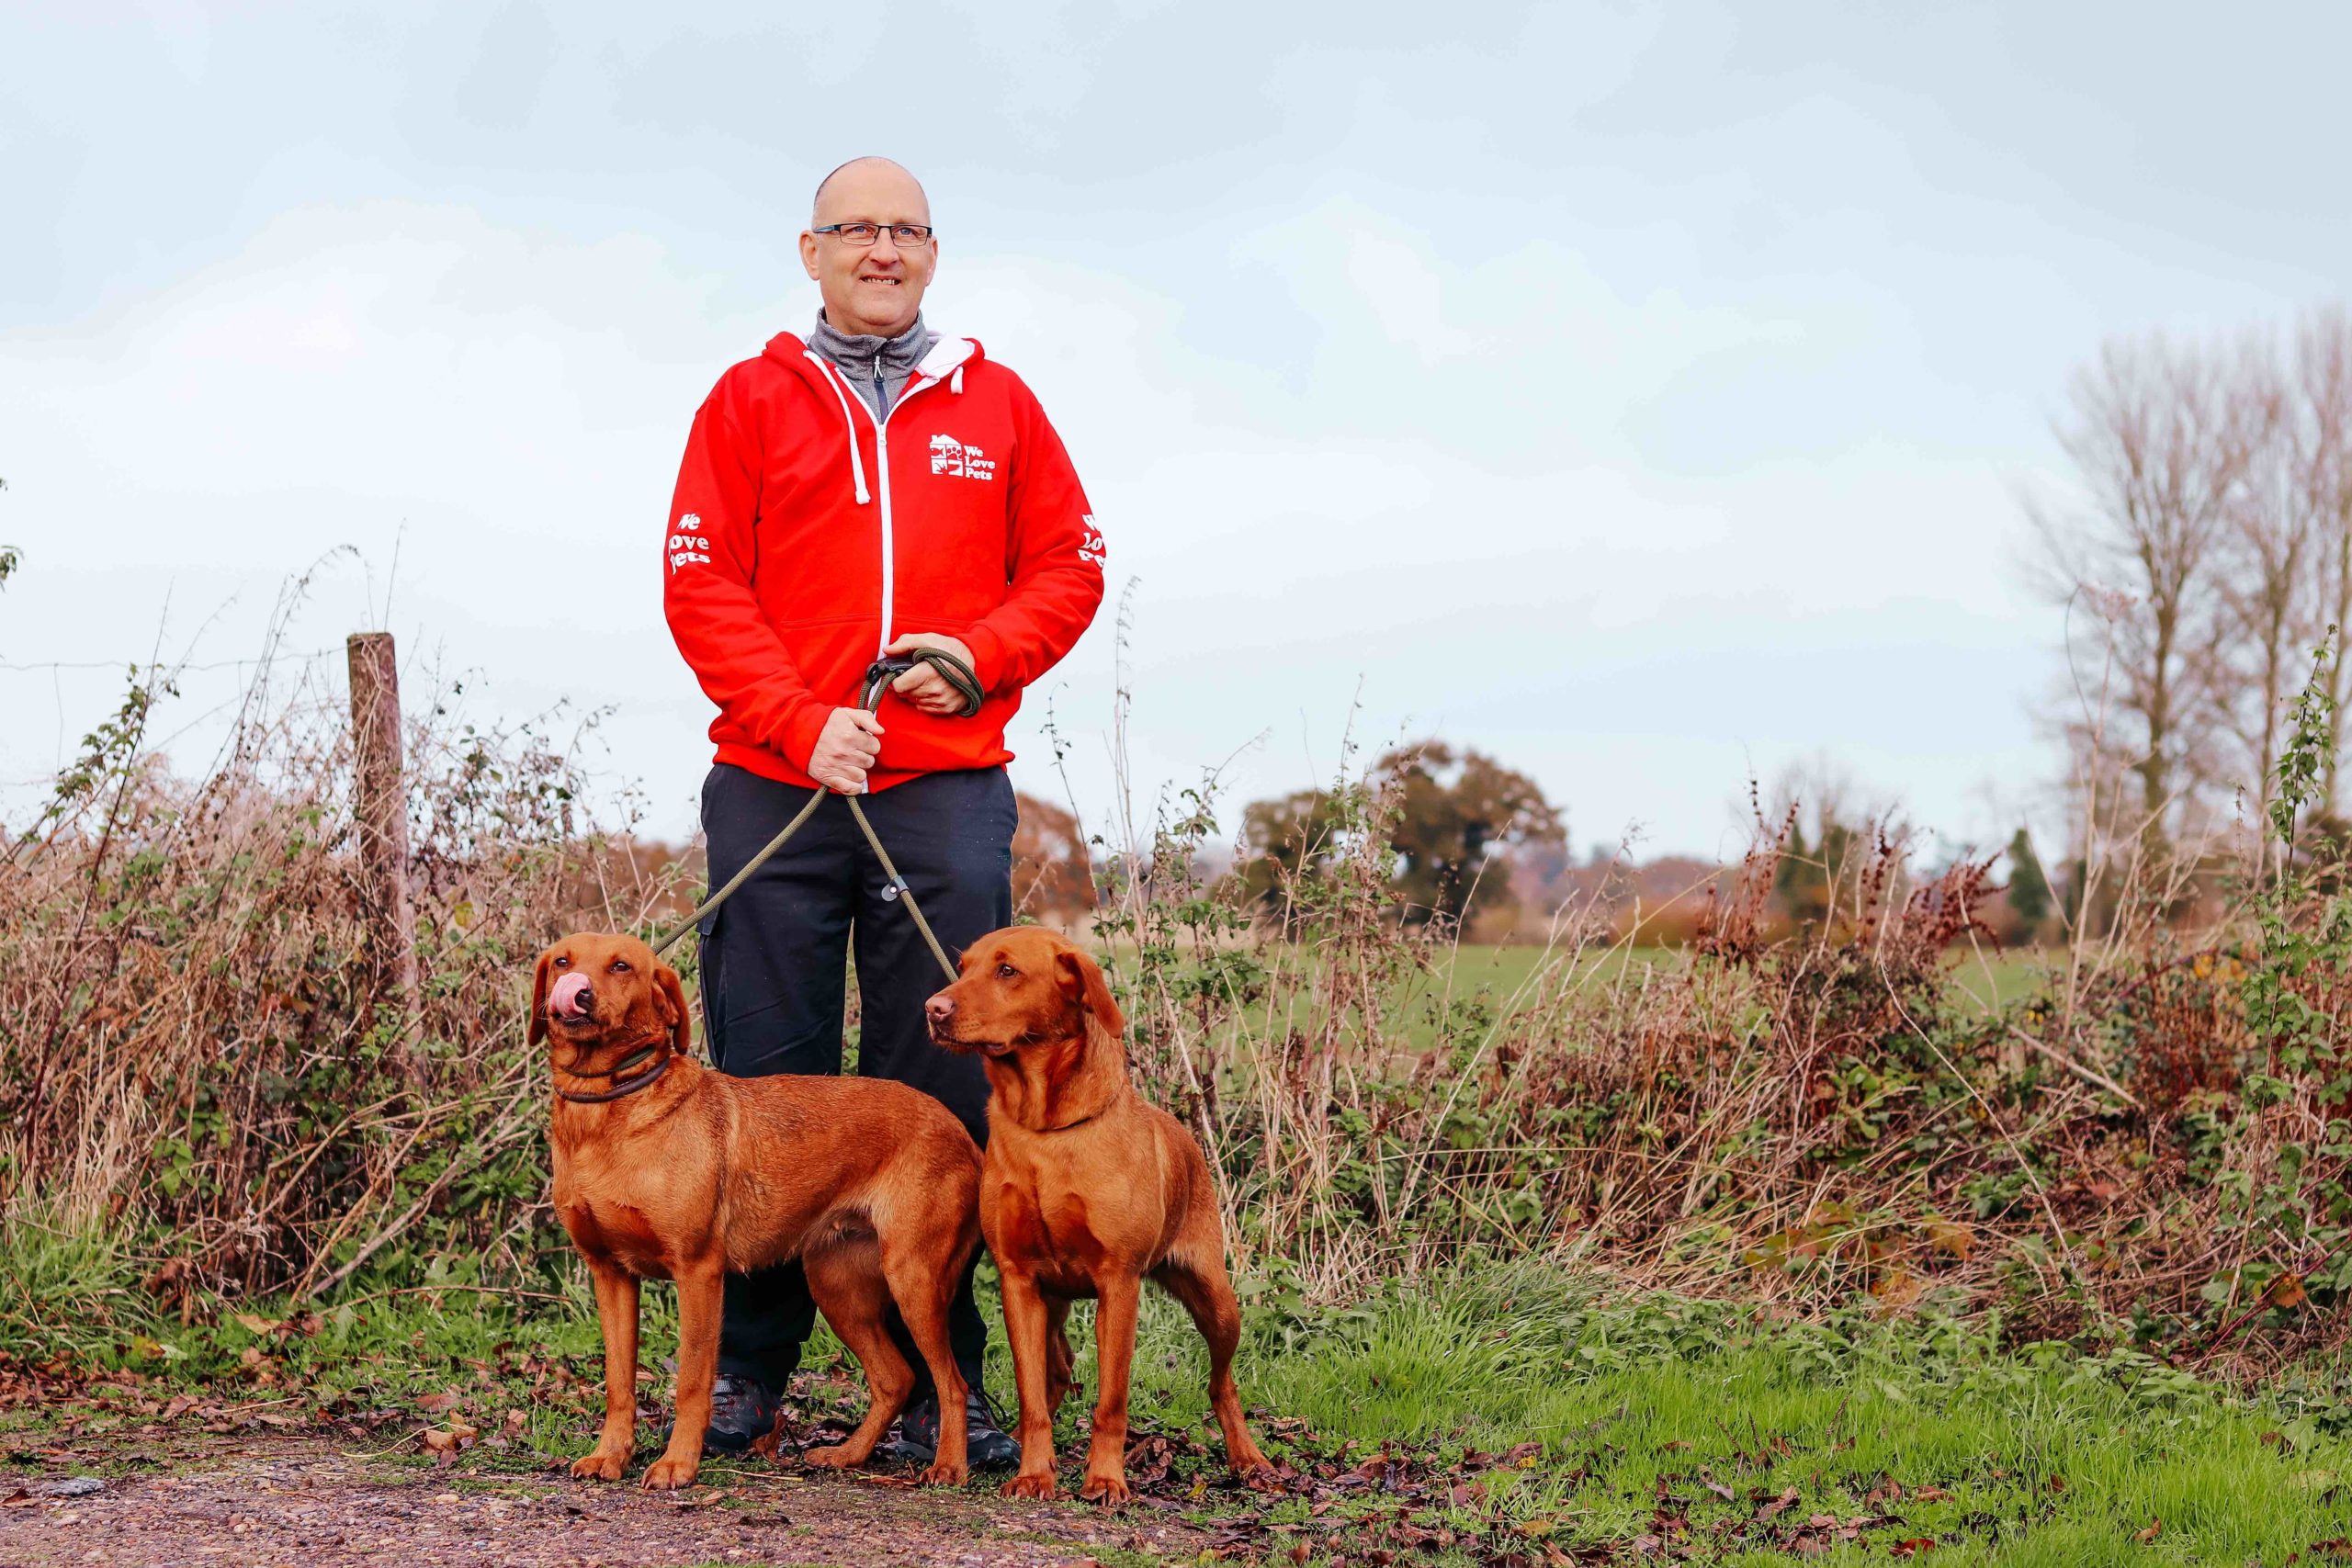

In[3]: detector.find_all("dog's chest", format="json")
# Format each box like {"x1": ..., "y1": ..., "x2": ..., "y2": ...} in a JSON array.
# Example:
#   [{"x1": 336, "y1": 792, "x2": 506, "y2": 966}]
[{"x1": 986, "y1": 1155, "x2": 1123, "y2": 1292}]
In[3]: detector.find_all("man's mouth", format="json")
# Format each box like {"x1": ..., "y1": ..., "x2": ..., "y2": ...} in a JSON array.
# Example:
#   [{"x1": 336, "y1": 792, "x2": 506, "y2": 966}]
[{"x1": 858, "y1": 274, "x2": 900, "y2": 285}]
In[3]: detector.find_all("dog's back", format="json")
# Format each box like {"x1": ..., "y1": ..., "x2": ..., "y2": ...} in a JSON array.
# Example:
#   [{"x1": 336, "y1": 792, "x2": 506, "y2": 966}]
[{"x1": 707, "y1": 1068, "x2": 980, "y2": 1274}]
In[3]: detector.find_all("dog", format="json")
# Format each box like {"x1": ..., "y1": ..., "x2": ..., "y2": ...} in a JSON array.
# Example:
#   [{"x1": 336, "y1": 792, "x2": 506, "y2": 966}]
[
  {"x1": 533, "y1": 931, "x2": 981, "y2": 1490},
  {"x1": 924, "y1": 926, "x2": 1274, "y2": 1503}
]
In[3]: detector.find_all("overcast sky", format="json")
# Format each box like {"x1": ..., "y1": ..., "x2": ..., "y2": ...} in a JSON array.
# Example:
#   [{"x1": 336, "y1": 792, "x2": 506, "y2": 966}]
[{"x1": 6, "y1": 2, "x2": 2349, "y2": 863}]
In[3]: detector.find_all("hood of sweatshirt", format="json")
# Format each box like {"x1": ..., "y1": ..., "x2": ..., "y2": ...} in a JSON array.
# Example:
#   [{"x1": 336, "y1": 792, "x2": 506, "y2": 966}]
[{"x1": 761, "y1": 330, "x2": 985, "y2": 503}]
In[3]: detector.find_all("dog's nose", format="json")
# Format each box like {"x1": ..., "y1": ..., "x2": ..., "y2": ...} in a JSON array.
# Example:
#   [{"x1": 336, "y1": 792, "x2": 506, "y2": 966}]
[
  {"x1": 548, "y1": 972, "x2": 593, "y2": 1016},
  {"x1": 924, "y1": 994, "x2": 954, "y2": 1026}
]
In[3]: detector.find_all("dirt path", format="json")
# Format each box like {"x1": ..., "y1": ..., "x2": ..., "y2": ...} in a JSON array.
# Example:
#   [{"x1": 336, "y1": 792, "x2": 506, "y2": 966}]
[{"x1": 0, "y1": 1433, "x2": 1208, "y2": 1568}]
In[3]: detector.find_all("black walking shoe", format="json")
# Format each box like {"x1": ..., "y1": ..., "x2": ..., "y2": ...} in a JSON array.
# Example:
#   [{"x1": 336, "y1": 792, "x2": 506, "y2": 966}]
[
  {"x1": 700, "y1": 1374, "x2": 779, "y2": 1454},
  {"x1": 883, "y1": 1389, "x2": 1022, "y2": 1470}
]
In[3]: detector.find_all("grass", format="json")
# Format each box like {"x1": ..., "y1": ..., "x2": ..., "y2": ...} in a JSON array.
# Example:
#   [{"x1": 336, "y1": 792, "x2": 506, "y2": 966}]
[{"x1": 11, "y1": 1231, "x2": 2348, "y2": 1566}]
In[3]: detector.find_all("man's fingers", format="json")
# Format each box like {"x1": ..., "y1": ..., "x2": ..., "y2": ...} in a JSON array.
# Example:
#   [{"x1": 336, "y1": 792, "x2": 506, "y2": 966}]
[{"x1": 844, "y1": 709, "x2": 885, "y2": 736}]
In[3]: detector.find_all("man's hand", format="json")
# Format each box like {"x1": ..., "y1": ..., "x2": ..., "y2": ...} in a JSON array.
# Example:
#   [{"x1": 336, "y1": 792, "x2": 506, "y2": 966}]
[
  {"x1": 881, "y1": 632, "x2": 979, "y2": 716},
  {"x1": 808, "y1": 707, "x2": 885, "y2": 793}
]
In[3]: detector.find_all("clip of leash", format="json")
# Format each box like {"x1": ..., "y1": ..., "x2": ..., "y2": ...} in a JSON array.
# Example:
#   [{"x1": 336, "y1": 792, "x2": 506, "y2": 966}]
[{"x1": 650, "y1": 648, "x2": 982, "y2": 986}]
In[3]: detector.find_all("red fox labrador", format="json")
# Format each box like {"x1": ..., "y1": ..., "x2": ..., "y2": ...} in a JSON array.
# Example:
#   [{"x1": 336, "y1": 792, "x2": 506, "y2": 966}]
[
  {"x1": 925, "y1": 926, "x2": 1274, "y2": 1503},
  {"x1": 535, "y1": 931, "x2": 980, "y2": 1490}
]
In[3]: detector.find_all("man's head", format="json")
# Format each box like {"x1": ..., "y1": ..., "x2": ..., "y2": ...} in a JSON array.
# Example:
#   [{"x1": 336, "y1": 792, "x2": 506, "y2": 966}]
[{"x1": 800, "y1": 156, "x2": 936, "y2": 339}]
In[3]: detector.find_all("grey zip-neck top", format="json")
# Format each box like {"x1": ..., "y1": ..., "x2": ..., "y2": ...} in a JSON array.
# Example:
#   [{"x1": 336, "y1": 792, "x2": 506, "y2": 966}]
[{"x1": 808, "y1": 311, "x2": 938, "y2": 419}]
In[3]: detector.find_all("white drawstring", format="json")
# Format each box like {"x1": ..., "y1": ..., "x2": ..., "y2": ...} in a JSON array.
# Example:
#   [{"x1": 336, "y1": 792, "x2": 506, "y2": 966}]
[
  {"x1": 951, "y1": 366, "x2": 964, "y2": 394},
  {"x1": 805, "y1": 351, "x2": 872, "y2": 504}
]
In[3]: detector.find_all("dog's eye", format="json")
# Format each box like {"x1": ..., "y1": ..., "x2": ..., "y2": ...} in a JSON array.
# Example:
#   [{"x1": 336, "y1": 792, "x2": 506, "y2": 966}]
[
  {"x1": 997, "y1": 963, "x2": 1018, "y2": 980},
  {"x1": 610, "y1": 959, "x2": 631, "y2": 974},
  {"x1": 552, "y1": 956, "x2": 570, "y2": 969}
]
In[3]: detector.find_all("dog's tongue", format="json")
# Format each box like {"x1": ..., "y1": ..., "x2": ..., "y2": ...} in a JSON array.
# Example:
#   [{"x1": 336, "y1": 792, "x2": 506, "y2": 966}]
[{"x1": 548, "y1": 972, "x2": 592, "y2": 1017}]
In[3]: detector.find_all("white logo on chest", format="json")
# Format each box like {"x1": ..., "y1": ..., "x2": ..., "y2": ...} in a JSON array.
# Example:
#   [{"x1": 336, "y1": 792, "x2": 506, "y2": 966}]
[{"x1": 929, "y1": 434, "x2": 997, "y2": 481}]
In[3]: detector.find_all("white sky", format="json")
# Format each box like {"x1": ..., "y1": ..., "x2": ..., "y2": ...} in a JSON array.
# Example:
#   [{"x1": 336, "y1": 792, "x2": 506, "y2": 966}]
[{"x1": 5, "y1": 3, "x2": 2348, "y2": 863}]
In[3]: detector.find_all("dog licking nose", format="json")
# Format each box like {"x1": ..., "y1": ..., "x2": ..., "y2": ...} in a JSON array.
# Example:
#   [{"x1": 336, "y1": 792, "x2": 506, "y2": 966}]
[{"x1": 549, "y1": 971, "x2": 594, "y2": 1021}]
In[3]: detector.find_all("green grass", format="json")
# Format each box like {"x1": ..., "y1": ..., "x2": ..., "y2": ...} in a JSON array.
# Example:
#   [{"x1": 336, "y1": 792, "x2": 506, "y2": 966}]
[
  {"x1": 17, "y1": 1229, "x2": 2342, "y2": 1567},
  {"x1": 1112, "y1": 1265, "x2": 2352, "y2": 1565}
]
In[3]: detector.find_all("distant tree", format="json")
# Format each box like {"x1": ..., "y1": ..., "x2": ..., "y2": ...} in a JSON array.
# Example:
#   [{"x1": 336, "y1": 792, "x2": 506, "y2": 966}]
[
  {"x1": 2030, "y1": 334, "x2": 2256, "y2": 845},
  {"x1": 1, "y1": 475, "x2": 16, "y2": 592},
  {"x1": 1374, "y1": 742, "x2": 1563, "y2": 929},
  {"x1": 1012, "y1": 792, "x2": 1094, "y2": 924},
  {"x1": 1238, "y1": 786, "x2": 1347, "y2": 931},
  {"x1": 2005, "y1": 828, "x2": 2052, "y2": 935}
]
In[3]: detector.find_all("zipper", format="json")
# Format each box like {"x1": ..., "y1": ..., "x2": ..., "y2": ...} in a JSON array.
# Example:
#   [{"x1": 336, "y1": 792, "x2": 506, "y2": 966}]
[{"x1": 817, "y1": 357, "x2": 944, "y2": 658}]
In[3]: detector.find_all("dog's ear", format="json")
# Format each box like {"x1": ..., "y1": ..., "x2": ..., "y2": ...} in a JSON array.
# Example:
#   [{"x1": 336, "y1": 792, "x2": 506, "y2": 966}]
[
  {"x1": 1057, "y1": 946, "x2": 1125, "y2": 1039},
  {"x1": 653, "y1": 962, "x2": 693, "y2": 1057},
  {"x1": 527, "y1": 950, "x2": 552, "y2": 1046}
]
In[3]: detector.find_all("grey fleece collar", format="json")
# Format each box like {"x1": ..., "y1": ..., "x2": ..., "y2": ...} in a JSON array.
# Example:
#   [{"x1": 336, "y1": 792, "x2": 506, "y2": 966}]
[{"x1": 808, "y1": 312, "x2": 939, "y2": 418}]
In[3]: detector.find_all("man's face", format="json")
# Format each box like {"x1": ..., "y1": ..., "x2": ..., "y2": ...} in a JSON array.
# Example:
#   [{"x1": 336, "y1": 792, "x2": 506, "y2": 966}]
[{"x1": 799, "y1": 160, "x2": 936, "y2": 338}]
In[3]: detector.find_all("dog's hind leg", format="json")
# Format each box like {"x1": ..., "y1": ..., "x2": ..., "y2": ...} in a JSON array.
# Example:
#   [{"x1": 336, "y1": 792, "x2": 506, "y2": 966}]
[
  {"x1": 1044, "y1": 1295, "x2": 1077, "y2": 1416},
  {"x1": 802, "y1": 1237, "x2": 918, "y2": 1472},
  {"x1": 1150, "y1": 1252, "x2": 1274, "y2": 1480},
  {"x1": 879, "y1": 1231, "x2": 971, "y2": 1486}
]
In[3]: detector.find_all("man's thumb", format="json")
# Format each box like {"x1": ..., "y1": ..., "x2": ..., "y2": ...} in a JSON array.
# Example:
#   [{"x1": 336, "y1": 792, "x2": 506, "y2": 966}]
[{"x1": 850, "y1": 708, "x2": 885, "y2": 735}]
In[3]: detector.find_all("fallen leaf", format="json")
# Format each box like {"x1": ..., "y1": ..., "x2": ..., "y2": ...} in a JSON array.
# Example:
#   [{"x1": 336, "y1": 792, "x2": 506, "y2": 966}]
[
  {"x1": 2135, "y1": 1517, "x2": 2162, "y2": 1544},
  {"x1": 1889, "y1": 1540, "x2": 1938, "y2": 1558},
  {"x1": 231, "y1": 1313, "x2": 282, "y2": 1337}
]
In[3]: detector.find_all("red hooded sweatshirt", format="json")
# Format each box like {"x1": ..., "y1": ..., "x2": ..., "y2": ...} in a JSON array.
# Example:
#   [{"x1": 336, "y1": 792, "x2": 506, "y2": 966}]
[{"x1": 663, "y1": 332, "x2": 1104, "y2": 793}]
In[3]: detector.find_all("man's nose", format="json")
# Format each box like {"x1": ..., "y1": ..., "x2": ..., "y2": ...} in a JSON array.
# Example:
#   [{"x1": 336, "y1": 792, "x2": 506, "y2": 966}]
[
  {"x1": 924, "y1": 993, "x2": 955, "y2": 1026},
  {"x1": 867, "y1": 231, "x2": 900, "y2": 263}
]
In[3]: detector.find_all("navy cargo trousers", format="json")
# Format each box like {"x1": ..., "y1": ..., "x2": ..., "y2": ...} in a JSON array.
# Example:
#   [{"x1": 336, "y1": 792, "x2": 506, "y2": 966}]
[{"x1": 695, "y1": 761, "x2": 1014, "y2": 1399}]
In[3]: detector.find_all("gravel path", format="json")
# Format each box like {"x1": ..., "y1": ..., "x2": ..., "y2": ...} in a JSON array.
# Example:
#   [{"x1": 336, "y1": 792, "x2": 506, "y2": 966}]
[{"x1": 0, "y1": 1434, "x2": 1205, "y2": 1568}]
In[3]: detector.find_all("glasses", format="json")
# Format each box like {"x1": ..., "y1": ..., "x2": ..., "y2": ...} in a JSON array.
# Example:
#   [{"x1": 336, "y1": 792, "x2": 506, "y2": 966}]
[{"x1": 812, "y1": 222, "x2": 936, "y2": 248}]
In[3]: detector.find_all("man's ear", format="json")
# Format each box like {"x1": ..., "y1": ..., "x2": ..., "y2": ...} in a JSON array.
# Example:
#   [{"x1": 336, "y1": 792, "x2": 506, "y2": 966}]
[
  {"x1": 1057, "y1": 946, "x2": 1125, "y2": 1039},
  {"x1": 654, "y1": 963, "x2": 693, "y2": 1057},
  {"x1": 527, "y1": 951, "x2": 552, "y2": 1046}
]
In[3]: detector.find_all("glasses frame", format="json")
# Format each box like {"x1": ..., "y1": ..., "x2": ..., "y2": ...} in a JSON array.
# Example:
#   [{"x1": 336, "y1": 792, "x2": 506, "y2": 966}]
[{"x1": 811, "y1": 221, "x2": 937, "y2": 248}]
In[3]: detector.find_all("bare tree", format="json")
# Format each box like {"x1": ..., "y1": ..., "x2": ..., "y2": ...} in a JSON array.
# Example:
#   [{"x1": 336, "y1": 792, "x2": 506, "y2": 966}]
[
  {"x1": 2031, "y1": 334, "x2": 2258, "y2": 846},
  {"x1": 2297, "y1": 310, "x2": 2352, "y2": 816},
  {"x1": 2202, "y1": 336, "x2": 2307, "y2": 867}
]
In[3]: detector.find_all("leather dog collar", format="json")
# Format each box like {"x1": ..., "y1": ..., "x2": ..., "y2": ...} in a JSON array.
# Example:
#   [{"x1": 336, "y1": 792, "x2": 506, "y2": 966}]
[{"x1": 555, "y1": 1051, "x2": 673, "y2": 1104}]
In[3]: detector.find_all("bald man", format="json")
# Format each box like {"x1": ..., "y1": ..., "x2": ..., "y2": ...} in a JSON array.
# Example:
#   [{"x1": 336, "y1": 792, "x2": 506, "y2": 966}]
[{"x1": 663, "y1": 157, "x2": 1104, "y2": 1465}]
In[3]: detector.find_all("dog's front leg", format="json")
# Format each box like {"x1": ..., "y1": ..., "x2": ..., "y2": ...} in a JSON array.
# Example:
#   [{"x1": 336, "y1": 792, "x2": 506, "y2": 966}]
[
  {"x1": 571, "y1": 1260, "x2": 639, "y2": 1482},
  {"x1": 997, "y1": 1270, "x2": 1060, "y2": 1499},
  {"x1": 644, "y1": 1260, "x2": 724, "y2": 1490},
  {"x1": 1080, "y1": 1273, "x2": 1141, "y2": 1506}
]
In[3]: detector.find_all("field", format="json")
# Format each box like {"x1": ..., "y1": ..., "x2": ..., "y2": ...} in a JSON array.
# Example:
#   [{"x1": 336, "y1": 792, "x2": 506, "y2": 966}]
[
  {"x1": 5, "y1": 663, "x2": 2352, "y2": 1564},
  {"x1": 6, "y1": 1241, "x2": 2351, "y2": 1566}
]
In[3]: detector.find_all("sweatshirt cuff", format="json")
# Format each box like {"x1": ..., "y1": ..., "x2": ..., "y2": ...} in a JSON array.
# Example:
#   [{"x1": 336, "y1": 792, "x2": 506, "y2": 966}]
[
  {"x1": 960, "y1": 624, "x2": 1009, "y2": 694},
  {"x1": 780, "y1": 701, "x2": 833, "y2": 773}
]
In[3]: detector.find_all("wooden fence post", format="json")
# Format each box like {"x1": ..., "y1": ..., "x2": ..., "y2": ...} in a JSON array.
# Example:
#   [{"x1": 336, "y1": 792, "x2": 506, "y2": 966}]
[{"x1": 347, "y1": 631, "x2": 419, "y2": 1019}]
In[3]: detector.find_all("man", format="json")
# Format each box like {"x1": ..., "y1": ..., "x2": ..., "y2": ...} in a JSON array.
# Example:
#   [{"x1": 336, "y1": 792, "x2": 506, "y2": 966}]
[{"x1": 662, "y1": 156, "x2": 1104, "y2": 1465}]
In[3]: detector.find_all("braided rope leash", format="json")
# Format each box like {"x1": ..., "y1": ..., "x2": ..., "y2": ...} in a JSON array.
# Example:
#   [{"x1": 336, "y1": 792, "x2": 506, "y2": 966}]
[{"x1": 650, "y1": 648, "x2": 981, "y2": 986}]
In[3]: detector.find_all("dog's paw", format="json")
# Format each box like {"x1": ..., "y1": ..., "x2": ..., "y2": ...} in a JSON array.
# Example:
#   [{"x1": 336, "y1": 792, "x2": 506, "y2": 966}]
[
  {"x1": 569, "y1": 1450, "x2": 628, "y2": 1483},
  {"x1": 1079, "y1": 1471, "x2": 1132, "y2": 1506},
  {"x1": 921, "y1": 1458, "x2": 969, "y2": 1488},
  {"x1": 639, "y1": 1454, "x2": 699, "y2": 1491},
  {"x1": 1000, "y1": 1470, "x2": 1058, "y2": 1501},
  {"x1": 800, "y1": 1442, "x2": 858, "y2": 1471},
  {"x1": 1236, "y1": 1453, "x2": 1282, "y2": 1489}
]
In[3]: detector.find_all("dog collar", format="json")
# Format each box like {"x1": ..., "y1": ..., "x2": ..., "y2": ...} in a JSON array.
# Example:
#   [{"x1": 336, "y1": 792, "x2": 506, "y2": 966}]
[
  {"x1": 555, "y1": 1051, "x2": 673, "y2": 1104},
  {"x1": 557, "y1": 1037, "x2": 666, "y2": 1080}
]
